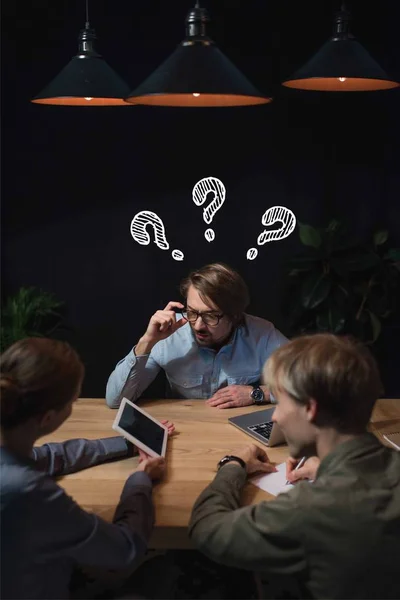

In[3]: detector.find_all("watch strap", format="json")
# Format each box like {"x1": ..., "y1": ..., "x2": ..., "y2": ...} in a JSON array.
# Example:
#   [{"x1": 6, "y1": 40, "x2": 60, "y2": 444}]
[
  {"x1": 250, "y1": 381, "x2": 261, "y2": 389},
  {"x1": 217, "y1": 455, "x2": 246, "y2": 471},
  {"x1": 250, "y1": 384, "x2": 265, "y2": 405}
]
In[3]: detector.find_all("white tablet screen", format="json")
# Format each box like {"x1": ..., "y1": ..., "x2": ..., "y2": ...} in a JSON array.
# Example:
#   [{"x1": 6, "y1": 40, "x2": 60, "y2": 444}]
[{"x1": 118, "y1": 402, "x2": 165, "y2": 456}]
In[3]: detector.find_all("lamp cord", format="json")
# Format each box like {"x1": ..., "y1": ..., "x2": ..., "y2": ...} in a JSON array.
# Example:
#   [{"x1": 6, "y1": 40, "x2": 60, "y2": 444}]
[{"x1": 85, "y1": 0, "x2": 90, "y2": 28}]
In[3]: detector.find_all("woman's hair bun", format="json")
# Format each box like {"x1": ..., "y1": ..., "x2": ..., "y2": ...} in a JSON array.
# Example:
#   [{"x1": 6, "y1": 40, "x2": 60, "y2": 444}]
[{"x1": 0, "y1": 375, "x2": 23, "y2": 415}]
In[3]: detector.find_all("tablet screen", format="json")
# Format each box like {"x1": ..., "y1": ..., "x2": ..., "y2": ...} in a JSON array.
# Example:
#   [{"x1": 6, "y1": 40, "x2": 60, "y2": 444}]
[{"x1": 119, "y1": 402, "x2": 165, "y2": 456}]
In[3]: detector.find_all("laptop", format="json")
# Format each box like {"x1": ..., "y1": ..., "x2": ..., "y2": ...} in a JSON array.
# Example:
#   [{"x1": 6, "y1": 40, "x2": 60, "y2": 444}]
[{"x1": 229, "y1": 407, "x2": 285, "y2": 447}]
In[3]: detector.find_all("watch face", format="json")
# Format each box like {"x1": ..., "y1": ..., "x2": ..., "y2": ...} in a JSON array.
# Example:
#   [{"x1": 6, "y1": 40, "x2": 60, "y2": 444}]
[{"x1": 251, "y1": 387, "x2": 264, "y2": 403}]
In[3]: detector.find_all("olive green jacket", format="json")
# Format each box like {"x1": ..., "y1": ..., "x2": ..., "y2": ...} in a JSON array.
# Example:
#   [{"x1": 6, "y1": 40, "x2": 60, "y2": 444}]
[{"x1": 189, "y1": 434, "x2": 400, "y2": 599}]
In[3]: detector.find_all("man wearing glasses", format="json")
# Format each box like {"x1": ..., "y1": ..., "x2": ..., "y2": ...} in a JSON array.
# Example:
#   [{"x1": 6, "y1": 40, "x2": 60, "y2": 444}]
[{"x1": 106, "y1": 263, "x2": 287, "y2": 409}]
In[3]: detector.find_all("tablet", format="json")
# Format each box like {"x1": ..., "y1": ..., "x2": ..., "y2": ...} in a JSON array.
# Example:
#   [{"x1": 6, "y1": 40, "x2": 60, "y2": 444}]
[{"x1": 112, "y1": 397, "x2": 168, "y2": 458}]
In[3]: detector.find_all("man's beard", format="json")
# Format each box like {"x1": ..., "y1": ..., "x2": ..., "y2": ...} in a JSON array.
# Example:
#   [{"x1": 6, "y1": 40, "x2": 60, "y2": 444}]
[{"x1": 191, "y1": 326, "x2": 233, "y2": 350}]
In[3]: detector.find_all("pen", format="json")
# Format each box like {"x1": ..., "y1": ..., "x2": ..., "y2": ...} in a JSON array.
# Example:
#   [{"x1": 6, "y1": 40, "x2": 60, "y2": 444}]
[{"x1": 286, "y1": 456, "x2": 306, "y2": 485}]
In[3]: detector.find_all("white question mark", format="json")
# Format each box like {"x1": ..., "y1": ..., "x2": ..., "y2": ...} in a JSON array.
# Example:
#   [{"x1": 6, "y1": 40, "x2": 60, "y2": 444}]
[
  {"x1": 247, "y1": 205, "x2": 296, "y2": 260},
  {"x1": 192, "y1": 177, "x2": 226, "y2": 242},
  {"x1": 130, "y1": 211, "x2": 184, "y2": 261}
]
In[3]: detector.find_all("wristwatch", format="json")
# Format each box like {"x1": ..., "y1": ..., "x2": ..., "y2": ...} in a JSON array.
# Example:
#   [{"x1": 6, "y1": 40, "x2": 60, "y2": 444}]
[
  {"x1": 217, "y1": 455, "x2": 246, "y2": 471},
  {"x1": 250, "y1": 383, "x2": 265, "y2": 405}
]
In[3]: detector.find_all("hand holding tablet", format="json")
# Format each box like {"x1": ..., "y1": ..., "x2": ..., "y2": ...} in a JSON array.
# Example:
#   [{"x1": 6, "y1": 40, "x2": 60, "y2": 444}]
[
  {"x1": 136, "y1": 450, "x2": 166, "y2": 481},
  {"x1": 113, "y1": 398, "x2": 169, "y2": 458},
  {"x1": 160, "y1": 420, "x2": 176, "y2": 437}
]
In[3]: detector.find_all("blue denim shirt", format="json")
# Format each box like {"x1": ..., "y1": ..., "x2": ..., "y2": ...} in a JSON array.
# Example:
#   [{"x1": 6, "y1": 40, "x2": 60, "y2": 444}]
[{"x1": 106, "y1": 314, "x2": 288, "y2": 408}]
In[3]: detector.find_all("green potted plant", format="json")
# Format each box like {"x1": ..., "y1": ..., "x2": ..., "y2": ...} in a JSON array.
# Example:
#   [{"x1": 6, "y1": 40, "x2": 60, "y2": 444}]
[
  {"x1": 285, "y1": 220, "x2": 400, "y2": 344},
  {"x1": 1, "y1": 287, "x2": 66, "y2": 353}
]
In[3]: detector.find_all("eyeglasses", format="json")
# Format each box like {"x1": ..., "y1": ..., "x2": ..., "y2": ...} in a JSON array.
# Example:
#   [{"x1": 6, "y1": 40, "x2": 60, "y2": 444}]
[{"x1": 182, "y1": 309, "x2": 224, "y2": 327}]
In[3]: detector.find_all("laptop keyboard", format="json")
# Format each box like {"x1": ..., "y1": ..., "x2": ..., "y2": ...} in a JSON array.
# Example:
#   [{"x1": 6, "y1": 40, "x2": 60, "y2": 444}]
[{"x1": 248, "y1": 421, "x2": 273, "y2": 440}]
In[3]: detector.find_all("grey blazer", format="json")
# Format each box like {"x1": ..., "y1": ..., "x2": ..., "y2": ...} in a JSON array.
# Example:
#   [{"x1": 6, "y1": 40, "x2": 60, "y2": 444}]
[{"x1": 0, "y1": 437, "x2": 154, "y2": 599}]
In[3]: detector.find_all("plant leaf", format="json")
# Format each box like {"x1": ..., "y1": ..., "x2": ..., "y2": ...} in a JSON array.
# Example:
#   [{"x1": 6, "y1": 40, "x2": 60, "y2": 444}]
[
  {"x1": 384, "y1": 248, "x2": 400, "y2": 262},
  {"x1": 332, "y1": 253, "x2": 380, "y2": 274},
  {"x1": 332, "y1": 283, "x2": 352, "y2": 310},
  {"x1": 299, "y1": 223, "x2": 322, "y2": 249},
  {"x1": 367, "y1": 310, "x2": 382, "y2": 343},
  {"x1": 301, "y1": 272, "x2": 332, "y2": 310},
  {"x1": 373, "y1": 230, "x2": 388, "y2": 246},
  {"x1": 326, "y1": 219, "x2": 341, "y2": 233},
  {"x1": 0, "y1": 287, "x2": 65, "y2": 352},
  {"x1": 316, "y1": 307, "x2": 346, "y2": 333},
  {"x1": 288, "y1": 256, "x2": 320, "y2": 265}
]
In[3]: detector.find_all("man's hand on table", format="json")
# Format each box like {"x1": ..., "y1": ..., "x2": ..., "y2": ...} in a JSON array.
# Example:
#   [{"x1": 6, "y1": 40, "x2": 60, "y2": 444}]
[
  {"x1": 285, "y1": 456, "x2": 320, "y2": 483},
  {"x1": 206, "y1": 385, "x2": 255, "y2": 409},
  {"x1": 222, "y1": 444, "x2": 278, "y2": 476}
]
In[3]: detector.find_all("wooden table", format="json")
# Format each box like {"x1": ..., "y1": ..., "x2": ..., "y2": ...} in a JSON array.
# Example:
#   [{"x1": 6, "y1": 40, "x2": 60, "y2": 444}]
[{"x1": 40, "y1": 398, "x2": 399, "y2": 549}]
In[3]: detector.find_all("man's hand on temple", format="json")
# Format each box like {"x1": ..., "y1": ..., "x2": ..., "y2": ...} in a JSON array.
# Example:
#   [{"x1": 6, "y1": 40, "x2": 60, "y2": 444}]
[
  {"x1": 136, "y1": 301, "x2": 187, "y2": 354},
  {"x1": 206, "y1": 385, "x2": 254, "y2": 409}
]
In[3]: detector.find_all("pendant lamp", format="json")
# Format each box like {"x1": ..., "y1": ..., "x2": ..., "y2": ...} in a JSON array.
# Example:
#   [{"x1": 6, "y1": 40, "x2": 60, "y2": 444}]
[
  {"x1": 282, "y1": 4, "x2": 399, "y2": 92},
  {"x1": 125, "y1": 2, "x2": 271, "y2": 107},
  {"x1": 31, "y1": 1, "x2": 130, "y2": 106}
]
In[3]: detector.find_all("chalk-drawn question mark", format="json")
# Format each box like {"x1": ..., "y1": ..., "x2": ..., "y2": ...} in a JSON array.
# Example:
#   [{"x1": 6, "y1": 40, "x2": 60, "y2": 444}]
[
  {"x1": 130, "y1": 211, "x2": 184, "y2": 261},
  {"x1": 247, "y1": 206, "x2": 296, "y2": 260},
  {"x1": 192, "y1": 177, "x2": 226, "y2": 242}
]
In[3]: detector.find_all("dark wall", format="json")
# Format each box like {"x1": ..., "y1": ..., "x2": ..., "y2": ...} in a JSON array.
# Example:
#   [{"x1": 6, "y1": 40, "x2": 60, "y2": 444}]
[{"x1": 2, "y1": 0, "x2": 400, "y2": 396}]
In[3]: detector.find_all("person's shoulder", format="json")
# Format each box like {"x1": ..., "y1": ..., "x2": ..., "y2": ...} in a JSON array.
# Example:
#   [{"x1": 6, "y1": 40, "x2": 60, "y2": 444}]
[
  {"x1": 241, "y1": 314, "x2": 288, "y2": 349},
  {"x1": 242, "y1": 314, "x2": 277, "y2": 336},
  {"x1": 244, "y1": 313, "x2": 276, "y2": 327},
  {"x1": 0, "y1": 453, "x2": 46, "y2": 509}
]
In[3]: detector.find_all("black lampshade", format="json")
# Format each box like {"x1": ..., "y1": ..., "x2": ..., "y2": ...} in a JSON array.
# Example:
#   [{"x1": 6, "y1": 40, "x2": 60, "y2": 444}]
[
  {"x1": 126, "y1": 4, "x2": 271, "y2": 107},
  {"x1": 282, "y1": 6, "x2": 399, "y2": 92},
  {"x1": 31, "y1": 25, "x2": 131, "y2": 106}
]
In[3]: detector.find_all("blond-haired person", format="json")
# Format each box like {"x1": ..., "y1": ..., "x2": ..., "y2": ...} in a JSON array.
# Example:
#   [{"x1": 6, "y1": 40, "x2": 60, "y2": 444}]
[{"x1": 189, "y1": 334, "x2": 400, "y2": 599}]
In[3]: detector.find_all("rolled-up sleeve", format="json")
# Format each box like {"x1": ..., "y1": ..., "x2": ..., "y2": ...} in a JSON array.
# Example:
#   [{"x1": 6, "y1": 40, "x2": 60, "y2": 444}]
[{"x1": 106, "y1": 347, "x2": 161, "y2": 408}]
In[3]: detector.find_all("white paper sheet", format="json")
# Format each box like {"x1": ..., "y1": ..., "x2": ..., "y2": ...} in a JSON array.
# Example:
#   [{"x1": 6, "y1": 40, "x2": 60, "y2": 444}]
[{"x1": 250, "y1": 462, "x2": 294, "y2": 496}]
